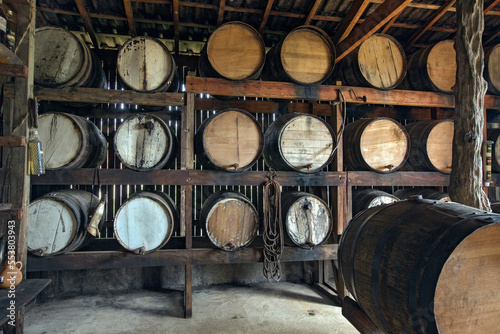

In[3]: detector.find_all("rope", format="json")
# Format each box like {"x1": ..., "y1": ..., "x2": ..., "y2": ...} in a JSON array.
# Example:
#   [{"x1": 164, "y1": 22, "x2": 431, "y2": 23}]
[{"x1": 263, "y1": 169, "x2": 283, "y2": 284}]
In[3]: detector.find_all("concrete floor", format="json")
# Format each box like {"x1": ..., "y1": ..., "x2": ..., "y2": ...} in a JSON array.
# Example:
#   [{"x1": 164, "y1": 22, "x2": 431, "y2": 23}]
[{"x1": 25, "y1": 282, "x2": 359, "y2": 334}]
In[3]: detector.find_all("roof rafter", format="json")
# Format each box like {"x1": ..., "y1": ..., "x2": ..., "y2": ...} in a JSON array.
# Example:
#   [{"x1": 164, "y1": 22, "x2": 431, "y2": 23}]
[
  {"x1": 336, "y1": 0, "x2": 413, "y2": 62},
  {"x1": 74, "y1": 0, "x2": 100, "y2": 49},
  {"x1": 259, "y1": 0, "x2": 274, "y2": 33},
  {"x1": 304, "y1": 0, "x2": 323, "y2": 25},
  {"x1": 484, "y1": 0, "x2": 500, "y2": 13},
  {"x1": 217, "y1": 0, "x2": 226, "y2": 26},
  {"x1": 380, "y1": 9, "x2": 401, "y2": 34},
  {"x1": 173, "y1": 0, "x2": 179, "y2": 54},
  {"x1": 123, "y1": 0, "x2": 137, "y2": 36},
  {"x1": 332, "y1": 0, "x2": 370, "y2": 45},
  {"x1": 485, "y1": 29, "x2": 500, "y2": 45},
  {"x1": 405, "y1": 0, "x2": 456, "y2": 50}
]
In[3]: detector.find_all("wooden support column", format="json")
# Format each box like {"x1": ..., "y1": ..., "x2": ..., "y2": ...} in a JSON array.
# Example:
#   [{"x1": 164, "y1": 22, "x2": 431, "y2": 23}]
[{"x1": 449, "y1": 0, "x2": 490, "y2": 210}]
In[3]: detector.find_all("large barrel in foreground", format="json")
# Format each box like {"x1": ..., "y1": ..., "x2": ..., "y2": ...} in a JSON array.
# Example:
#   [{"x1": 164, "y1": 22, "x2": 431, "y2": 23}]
[
  {"x1": 263, "y1": 113, "x2": 336, "y2": 173},
  {"x1": 198, "y1": 21, "x2": 265, "y2": 81},
  {"x1": 200, "y1": 191, "x2": 258, "y2": 251},
  {"x1": 34, "y1": 27, "x2": 106, "y2": 89},
  {"x1": 195, "y1": 109, "x2": 263, "y2": 172},
  {"x1": 343, "y1": 118, "x2": 409, "y2": 173},
  {"x1": 114, "y1": 191, "x2": 178, "y2": 254},
  {"x1": 281, "y1": 192, "x2": 332, "y2": 249},
  {"x1": 261, "y1": 25, "x2": 335, "y2": 85},
  {"x1": 339, "y1": 197, "x2": 500, "y2": 334},
  {"x1": 38, "y1": 113, "x2": 107, "y2": 170},
  {"x1": 28, "y1": 190, "x2": 103, "y2": 256}
]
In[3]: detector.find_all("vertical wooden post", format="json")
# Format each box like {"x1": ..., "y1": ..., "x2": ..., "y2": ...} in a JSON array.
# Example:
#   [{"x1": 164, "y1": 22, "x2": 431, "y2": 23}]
[{"x1": 449, "y1": 0, "x2": 490, "y2": 211}]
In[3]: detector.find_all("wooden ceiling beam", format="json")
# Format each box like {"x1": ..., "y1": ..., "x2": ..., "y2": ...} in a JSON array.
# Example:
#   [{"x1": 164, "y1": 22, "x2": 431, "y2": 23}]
[
  {"x1": 74, "y1": 0, "x2": 100, "y2": 49},
  {"x1": 123, "y1": 0, "x2": 137, "y2": 36},
  {"x1": 405, "y1": 0, "x2": 456, "y2": 50},
  {"x1": 173, "y1": 0, "x2": 179, "y2": 54},
  {"x1": 304, "y1": 0, "x2": 323, "y2": 25},
  {"x1": 217, "y1": 0, "x2": 226, "y2": 26},
  {"x1": 485, "y1": 29, "x2": 500, "y2": 45},
  {"x1": 259, "y1": 0, "x2": 274, "y2": 33},
  {"x1": 336, "y1": 0, "x2": 413, "y2": 62},
  {"x1": 380, "y1": 9, "x2": 402, "y2": 34},
  {"x1": 485, "y1": 0, "x2": 500, "y2": 14},
  {"x1": 332, "y1": 0, "x2": 370, "y2": 45}
]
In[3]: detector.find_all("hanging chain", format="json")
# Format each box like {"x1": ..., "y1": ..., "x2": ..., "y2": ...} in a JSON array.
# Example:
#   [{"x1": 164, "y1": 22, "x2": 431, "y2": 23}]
[{"x1": 263, "y1": 169, "x2": 283, "y2": 284}]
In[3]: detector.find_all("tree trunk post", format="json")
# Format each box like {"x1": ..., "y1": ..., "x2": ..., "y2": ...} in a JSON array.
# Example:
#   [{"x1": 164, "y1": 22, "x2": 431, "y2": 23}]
[{"x1": 449, "y1": 0, "x2": 491, "y2": 211}]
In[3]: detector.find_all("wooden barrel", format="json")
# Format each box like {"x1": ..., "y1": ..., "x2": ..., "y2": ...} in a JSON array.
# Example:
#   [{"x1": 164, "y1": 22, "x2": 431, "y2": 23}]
[
  {"x1": 394, "y1": 188, "x2": 451, "y2": 201},
  {"x1": 28, "y1": 190, "x2": 103, "y2": 256},
  {"x1": 117, "y1": 36, "x2": 179, "y2": 93},
  {"x1": 34, "y1": 27, "x2": 106, "y2": 89},
  {"x1": 339, "y1": 197, "x2": 500, "y2": 334},
  {"x1": 114, "y1": 191, "x2": 178, "y2": 254},
  {"x1": 38, "y1": 112, "x2": 107, "y2": 170},
  {"x1": 352, "y1": 189, "x2": 399, "y2": 216},
  {"x1": 485, "y1": 44, "x2": 500, "y2": 95},
  {"x1": 194, "y1": 109, "x2": 263, "y2": 172},
  {"x1": 406, "y1": 40, "x2": 456, "y2": 93},
  {"x1": 404, "y1": 119, "x2": 454, "y2": 173},
  {"x1": 263, "y1": 113, "x2": 336, "y2": 173},
  {"x1": 343, "y1": 118, "x2": 409, "y2": 173},
  {"x1": 335, "y1": 34, "x2": 407, "y2": 90},
  {"x1": 198, "y1": 21, "x2": 265, "y2": 81},
  {"x1": 281, "y1": 192, "x2": 332, "y2": 249},
  {"x1": 261, "y1": 25, "x2": 335, "y2": 85},
  {"x1": 114, "y1": 114, "x2": 177, "y2": 171},
  {"x1": 200, "y1": 191, "x2": 258, "y2": 251},
  {"x1": 491, "y1": 202, "x2": 500, "y2": 213},
  {"x1": 487, "y1": 128, "x2": 500, "y2": 172}
]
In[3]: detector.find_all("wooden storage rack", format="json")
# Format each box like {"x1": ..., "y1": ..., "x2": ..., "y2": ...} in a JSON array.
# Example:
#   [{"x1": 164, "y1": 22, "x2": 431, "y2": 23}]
[{"x1": 23, "y1": 76, "x2": 500, "y2": 320}]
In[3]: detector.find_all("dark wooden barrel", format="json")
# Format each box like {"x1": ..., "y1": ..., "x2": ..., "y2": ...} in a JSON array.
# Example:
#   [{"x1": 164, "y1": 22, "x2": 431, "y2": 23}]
[
  {"x1": 335, "y1": 34, "x2": 407, "y2": 90},
  {"x1": 339, "y1": 197, "x2": 500, "y2": 334},
  {"x1": 404, "y1": 119, "x2": 454, "y2": 174},
  {"x1": 261, "y1": 25, "x2": 335, "y2": 85},
  {"x1": 343, "y1": 118, "x2": 409, "y2": 173},
  {"x1": 485, "y1": 44, "x2": 500, "y2": 95},
  {"x1": 28, "y1": 190, "x2": 103, "y2": 256},
  {"x1": 406, "y1": 40, "x2": 456, "y2": 93},
  {"x1": 394, "y1": 188, "x2": 451, "y2": 201},
  {"x1": 198, "y1": 21, "x2": 265, "y2": 81},
  {"x1": 487, "y1": 128, "x2": 500, "y2": 172},
  {"x1": 352, "y1": 189, "x2": 399, "y2": 216},
  {"x1": 200, "y1": 191, "x2": 258, "y2": 251},
  {"x1": 114, "y1": 114, "x2": 178, "y2": 171},
  {"x1": 263, "y1": 113, "x2": 336, "y2": 173},
  {"x1": 34, "y1": 27, "x2": 106, "y2": 89},
  {"x1": 281, "y1": 192, "x2": 332, "y2": 249},
  {"x1": 38, "y1": 112, "x2": 107, "y2": 170},
  {"x1": 114, "y1": 191, "x2": 179, "y2": 254},
  {"x1": 195, "y1": 109, "x2": 263, "y2": 172},
  {"x1": 117, "y1": 36, "x2": 179, "y2": 93}
]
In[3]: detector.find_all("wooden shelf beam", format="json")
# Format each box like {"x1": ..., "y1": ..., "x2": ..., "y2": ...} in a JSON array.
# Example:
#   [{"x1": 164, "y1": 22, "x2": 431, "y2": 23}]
[
  {"x1": 348, "y1": 171, "x2": 450, "y2": 187},
  {"x1": 0, "y1": 136, "x2": 27, "y2": 147},
  {"x1": 27, "y1": 244, "x2": 338, "y2": 272},
  {"x1": 0, "y1": 63, "x2": 28, "y2": 78}
]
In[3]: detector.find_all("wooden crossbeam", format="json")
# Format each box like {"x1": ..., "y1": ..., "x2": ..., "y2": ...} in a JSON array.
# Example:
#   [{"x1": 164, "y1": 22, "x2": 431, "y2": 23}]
[
  {"x1": 304, "y1": 0, "x2": 323, "y2": 25},
  {"x1": 217, "y1": 0, "x2": 226, "y2": 26},
  {"x1": 380, "y1": 10, "x2": 401, "y2": 34},
  {"x1": 485, "y1": 0, "x2": 500, "y2": 14},
  {"x1": 173, "y1": 0, "x2": 180, "y2": 54},
  {"x1": 123, "y1": 0, "x2": 137, "y2": 36},
  {"x1": 74, "y1": 0, "x2": 100, "y2": 49},
  {"x1": 405, "y1": 0, "x2": 456, "y2": 50},
  {"x1": 332, "y1": 0, "x2": 370, "y2": 45},
  {"x1": 259, "y1": 0, "x2": 274, "y2": 32},
  {"x1": 485, "y1": 29, "x2": 500, "y2": 45},
  {"x1": 336, "y1": 0, "x2": 413, "y2": 62}
]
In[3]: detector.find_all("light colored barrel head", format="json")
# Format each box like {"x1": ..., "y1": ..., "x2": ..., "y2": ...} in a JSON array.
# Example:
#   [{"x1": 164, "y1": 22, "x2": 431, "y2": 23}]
[
  {"x1": 427, "y1": 120, "x2": 454, "y2": 173},
  {"x1": 427, "y1": 40, "x2": 456, "y2": 93}
]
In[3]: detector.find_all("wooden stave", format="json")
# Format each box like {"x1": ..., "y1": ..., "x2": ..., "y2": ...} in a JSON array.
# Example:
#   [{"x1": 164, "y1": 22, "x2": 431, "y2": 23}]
[
  {"x1": 113, "y1": 113, "x2": 178, "y2": 171},
  {"x1": 281, "y1": 191, "x2": 333, "y2": 249},
  {"x1": 485, "y1": 44, "x2": 500, "y2": 95},
  {"x1": 28, "y1": 190, "x2": 101, "y2": 256},
  {"x1": 116, "y1": 36, "x2": 179, "y2": 93},
  {"x1": 406, "y1": 40, "x2": 456, "y2": 94},
  {"x1": 114, "y1": 191, "x2": 179, "y2": 254},
  {"x1": 261, "y1": 25, "x2": 336, "y2": 86},
  {"x1": 351, "y1": 189, "x2": 399, "y2": 216},
  {"x1": 194, "y1": 108, "x2": 263, "y2": 172},
  {"x1": 394, "y1": 188, "x2": 451, "y2": 201},
  {"x1": 487, "y1": 128, "x2": 500, "y2": 172},
  {"x1": 198, "y1": 21, "x2": 266, "y2": 81},
  {"x1": 335, "y1": 34, "x2": 407, "y2": 90},
  {"x1": 403, "y1": 120, "x2": 453, "y2": 174},
  {"x1": 343, "y1": 117, "x2": 410, "y2": 173},
  {"x1": 338, "y1": 197, "x2": 500, "y2": 334},
  {"x1": 262, "y1": 113, "x2": 336, "y2": 173},
  {"x1": 199, "y1": 191, "x2": 258, "y2": 251},
  {"x1": 39, "y1": 112, "x2": 107, "y2": 170}
]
